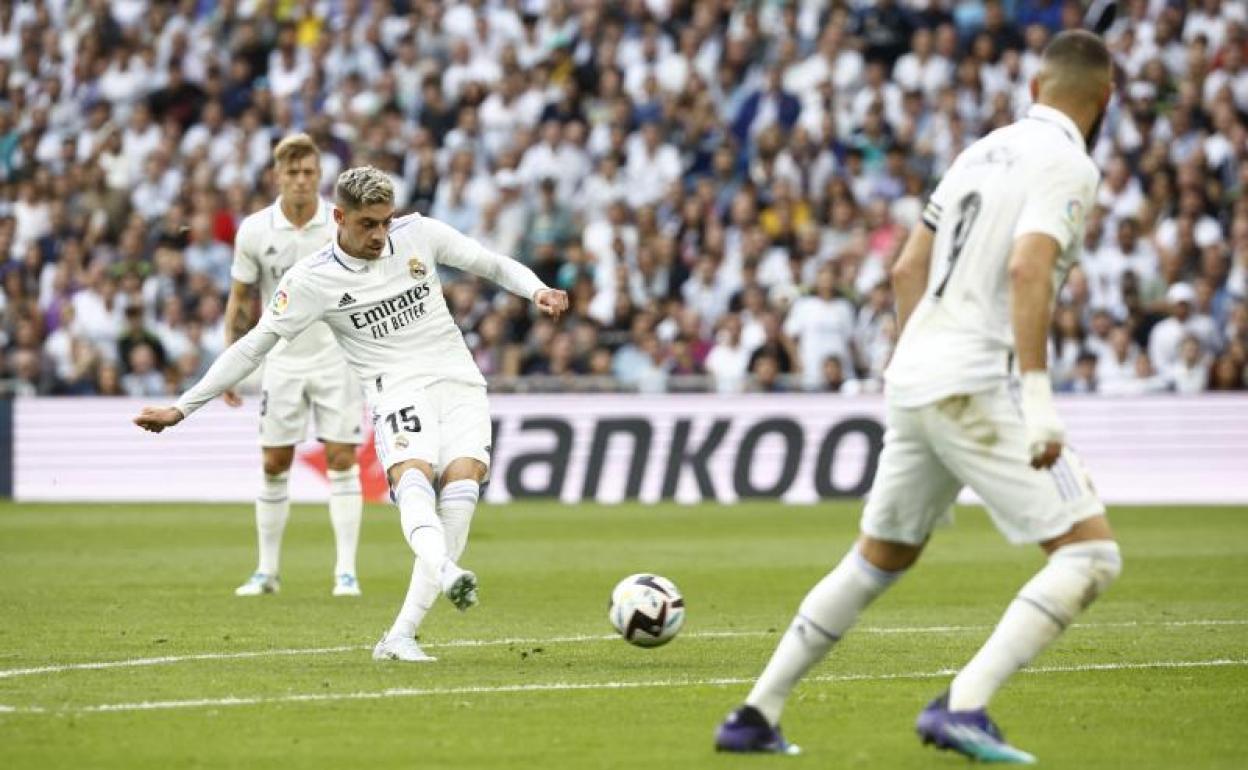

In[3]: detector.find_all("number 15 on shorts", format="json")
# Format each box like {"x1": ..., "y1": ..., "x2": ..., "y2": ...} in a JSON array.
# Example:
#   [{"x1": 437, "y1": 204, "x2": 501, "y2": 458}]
[
  {"x1": 385, "y1": 407, "x2": 421, "y2": 434},
  {"x1": 373, "y1": 399, "x2": 429, "y2": 468}
]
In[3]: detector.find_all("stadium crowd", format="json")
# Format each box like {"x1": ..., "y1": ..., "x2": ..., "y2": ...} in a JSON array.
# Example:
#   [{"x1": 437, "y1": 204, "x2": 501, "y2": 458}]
[{"x1": 0, "y1": 0, "x2": 1246, "y2": 397}]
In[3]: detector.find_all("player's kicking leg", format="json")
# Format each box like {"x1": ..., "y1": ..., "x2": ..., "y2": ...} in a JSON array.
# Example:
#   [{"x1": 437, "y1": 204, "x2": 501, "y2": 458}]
[
  {"x1": 369, "y1": 384, "x2": 491, "y2": 658},
  {"x1": 372, "y1": 457, "x2": 483, "y2": 663},
  {"x1": 716, "y1": 403, "x2": 955, "y2": 754},
  {"x1": 236, "y1": 445, "x2": 296, "y2": 596}
]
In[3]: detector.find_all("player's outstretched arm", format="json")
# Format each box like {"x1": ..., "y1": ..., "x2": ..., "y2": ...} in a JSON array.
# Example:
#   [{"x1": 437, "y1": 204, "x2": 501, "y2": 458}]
[
  {"x1": 1009, "y1": 233, "x2": 1063, "y2": 469},
  {"x1": 133, "y1": 326, "x2": 281, "y2": 433},
  {"x1": 891, "y1": 224, "x2": 935, "y2": 333},
  {"x1": 425, "y1": 217, "x2": 568, "y2": 318}
]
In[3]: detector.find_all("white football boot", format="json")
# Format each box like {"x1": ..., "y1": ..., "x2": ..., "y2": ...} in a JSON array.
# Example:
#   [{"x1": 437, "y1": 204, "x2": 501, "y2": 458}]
[
  {"x1": 440, "y1": 563, "x2": 479, "y2": 611},
  {"x1": 372, "y1": 633, "x2": 437, "y2": 662},
  {"x1": 332, "y1": 573, "x2": 362, "y2": 597},
  {"x1": 235, "y1": 572, "x2": 280, "y2": 596}
]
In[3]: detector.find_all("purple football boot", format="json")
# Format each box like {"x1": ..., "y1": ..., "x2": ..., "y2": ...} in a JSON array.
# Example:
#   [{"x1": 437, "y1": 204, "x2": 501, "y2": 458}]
[
  {"x1": 714, "y1": 705, "x2": 801, "y2": 755},
  {"x1": 916, "y1": 692, "x2": 1037, "y2": 764}
]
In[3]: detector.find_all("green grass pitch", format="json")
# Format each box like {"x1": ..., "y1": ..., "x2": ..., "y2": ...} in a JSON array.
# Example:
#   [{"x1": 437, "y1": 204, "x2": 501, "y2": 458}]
[{"x1": 1, "y1": 500, "x2": 1245, "y2": 769}]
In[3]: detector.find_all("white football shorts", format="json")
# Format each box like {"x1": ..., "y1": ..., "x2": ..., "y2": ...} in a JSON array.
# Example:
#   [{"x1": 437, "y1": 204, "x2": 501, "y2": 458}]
[
  {"x1": 861, "y1": 382, "x2": 1105, "y2": 545},
  {"x1": 370, "y1": 380, "x2": 493, "y2": 478},
  {"x1": 258, "y1": 360, "x2": 365, "y2": 447}
]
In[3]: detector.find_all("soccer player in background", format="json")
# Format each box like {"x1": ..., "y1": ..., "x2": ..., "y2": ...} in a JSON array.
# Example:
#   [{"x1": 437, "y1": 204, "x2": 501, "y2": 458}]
[
  {"x1": 135, "y1": 166, "x2": 569, "y2": 662},
  {"x1": 715, "y1": 30, "x2": 1122, "y2": 763},
  {"x1": 225, "y1": 133, "x2": 366, "y2": 598}
]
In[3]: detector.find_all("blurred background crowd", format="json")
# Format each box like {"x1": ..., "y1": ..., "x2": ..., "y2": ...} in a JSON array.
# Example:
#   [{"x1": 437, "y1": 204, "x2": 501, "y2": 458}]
[{"x1": 1, "y1": 0, "x2": 1246, "y2": 397}]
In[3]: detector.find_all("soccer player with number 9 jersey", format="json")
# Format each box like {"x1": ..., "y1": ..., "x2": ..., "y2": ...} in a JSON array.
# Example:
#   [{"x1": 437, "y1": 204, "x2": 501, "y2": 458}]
[{"x1": 716, "y1": 30, "x2": 1123, "y2": 764}]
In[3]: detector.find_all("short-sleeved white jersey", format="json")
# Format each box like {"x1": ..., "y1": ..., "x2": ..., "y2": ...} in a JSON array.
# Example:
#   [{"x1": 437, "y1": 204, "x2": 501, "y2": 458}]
[
  {"x1": 885, "y1": 104, "x2": 1101, "y2": 407},
  {"x1": 231, "y1": 198, "x2": 339, "y2": 371},
  {"x1": 256, "y1": 212, "x2": 546, "y2": 404}
]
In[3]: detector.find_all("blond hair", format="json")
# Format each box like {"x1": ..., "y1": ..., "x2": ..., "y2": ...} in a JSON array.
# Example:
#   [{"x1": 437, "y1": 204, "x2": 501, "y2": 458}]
[
  {"x1": 273, "y1": 133, "x2": 320, "y2": 167},
  {"x1": 334, "y1": 166, "x2": 395, "y2": 210}
]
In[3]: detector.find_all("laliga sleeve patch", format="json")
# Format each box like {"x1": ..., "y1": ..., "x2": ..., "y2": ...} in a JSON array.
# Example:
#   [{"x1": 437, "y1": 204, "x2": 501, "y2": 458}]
[
  {"x1": 270, "y1": 289, "x2": 289, "y2": 315},
  {"x1": 1065, "y1": 199, "x2": 1084, "y2": 228}
]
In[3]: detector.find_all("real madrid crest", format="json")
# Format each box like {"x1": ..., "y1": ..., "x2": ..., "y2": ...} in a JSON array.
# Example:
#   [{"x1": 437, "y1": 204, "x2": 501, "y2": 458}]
[{"x1": 408, "y1": 256, "x2": 427, "y2": 280}]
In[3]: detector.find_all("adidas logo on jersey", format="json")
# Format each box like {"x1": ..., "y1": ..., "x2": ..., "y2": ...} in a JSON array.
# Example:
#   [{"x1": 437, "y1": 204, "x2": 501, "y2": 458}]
[{"x1": 338, "y1": 293, "x2": 357, "y2": 308}]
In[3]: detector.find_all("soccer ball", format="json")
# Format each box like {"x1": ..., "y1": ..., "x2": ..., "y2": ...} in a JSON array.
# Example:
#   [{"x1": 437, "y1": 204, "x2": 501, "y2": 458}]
[{"x1": 608, "y1": 573, "x2": 686, "y2": 647}]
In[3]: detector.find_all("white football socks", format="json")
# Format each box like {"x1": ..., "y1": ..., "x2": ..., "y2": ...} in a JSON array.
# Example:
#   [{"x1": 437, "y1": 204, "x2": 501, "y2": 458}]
[
  {"x1": 255, "y1": 472, "x2": 290, "y2": 575},
  {"x1": 395, "y1": 470, "x2": 447, "y2": 568},
  {"x1": 326, "y1": 465, "x2": 362, "y2": 576},
  {"x1": 388, "y1": 479, "x2": 481, "y2": 641},
  {"x1": 747, "y1": 547, "x2": 904, "y2": 725},
  {"x1": 438, "y1": 479, "x2": 480, "y2": 559},
  {"x1": 948, "y1": 539, "x2": 1122, "y2": 711}
]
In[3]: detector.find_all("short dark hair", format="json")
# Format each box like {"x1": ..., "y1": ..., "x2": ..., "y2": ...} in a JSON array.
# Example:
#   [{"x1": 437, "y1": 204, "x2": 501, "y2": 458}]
[{"x1": 1042, "y1": 29, "x2": 1111, "y2": 74}]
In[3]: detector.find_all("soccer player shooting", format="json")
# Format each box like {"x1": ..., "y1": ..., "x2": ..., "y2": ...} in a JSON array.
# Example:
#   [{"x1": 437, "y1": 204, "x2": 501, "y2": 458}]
[
  {"x1": 136, "y1": 167, "x2": 568, "y2": 662},
  {"x1": 716, "y1": 30, "x2": 1122, "y2": 763}
]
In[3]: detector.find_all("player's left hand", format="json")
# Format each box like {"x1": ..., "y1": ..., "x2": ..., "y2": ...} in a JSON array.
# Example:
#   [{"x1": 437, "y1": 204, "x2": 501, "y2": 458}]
[
  {"x1": 1030, "y1": 440, "x2": 1063, "y2": 470},
  {"x1": 134, "y1": 406, "x2": 185, "y2": 434},
  {"x1": 1019, "y1": 371, "x2": 1065, "y2": 470},
  {"x1": 534, "y1": 288, "x2": 569, "y2": 320}
]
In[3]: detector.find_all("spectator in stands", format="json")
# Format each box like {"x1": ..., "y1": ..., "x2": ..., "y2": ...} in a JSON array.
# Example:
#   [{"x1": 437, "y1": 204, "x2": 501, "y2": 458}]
[
  {"x1": 1209, "y1": 352, "x2": 1246, "y2": 391},
  {"x1": 785, "y1": 264, "x2": 857, "y2": 390},
  {"x1": 1168, "y1": 335, "x2": 1212, "y2": 395},
  {"x1": 635, "y1": 332, "x2": 671, "y2": 394},
  {"x1": 817, "y1": 355, "x2": 849, "y2": 393},
  {"x1": 120, "y1": 342, "x2": 165, "y2": 397},
  {"x1": 1101, "y1": 352, "x2": 1170, "y2": 396},
  {"x1": 1059, "y1": 351, "x2": 1100, "y2": 394},
  {"x1": 732, "y1": 64, "x2": 801, "y2": 145},
  {"x1": 1097, "y1": 325, "x2": 1139, "y2": 392},
  {"x1": 117, "y1": 304, "x2": 165, "y2": 374},
  {"x1": 748, "y1": 352, "x2": 787, "y2": 394},
  {"x1": 748, "y1": 312, "x2": 799, "y2": 378},
  {"x1": 1149, "y1": 282, "x2": 1219, "y2": 372},
  {"x1": 705, "y1": 314, "x2": 751, "y2": 394}
]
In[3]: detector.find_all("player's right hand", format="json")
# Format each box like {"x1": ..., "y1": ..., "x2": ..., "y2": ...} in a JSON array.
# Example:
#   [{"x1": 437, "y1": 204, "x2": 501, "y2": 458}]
[
  {"x1": 133, "y1": 406, "x2": 185, "y2": 434},
  {"x1": 222, "y1": 389, "x2": 243, "y2": 407}
]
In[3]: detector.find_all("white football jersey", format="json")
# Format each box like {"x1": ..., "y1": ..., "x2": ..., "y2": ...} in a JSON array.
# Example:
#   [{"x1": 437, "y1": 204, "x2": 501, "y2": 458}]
[
  {"x1": 231, "y1": 198, "x2": 340, "y2": 372},
  {"x1": 256, "y1": 213, "x2": 546, "y2": 403},
  {"x1": 885, "y1": 104, "x2": 1101, "y2": 407}
]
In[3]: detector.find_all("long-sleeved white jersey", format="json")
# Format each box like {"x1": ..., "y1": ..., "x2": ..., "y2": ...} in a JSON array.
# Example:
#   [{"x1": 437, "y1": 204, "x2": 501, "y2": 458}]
[{"x1": 175, "y1": 212, "x2": 547, "y2": 417}]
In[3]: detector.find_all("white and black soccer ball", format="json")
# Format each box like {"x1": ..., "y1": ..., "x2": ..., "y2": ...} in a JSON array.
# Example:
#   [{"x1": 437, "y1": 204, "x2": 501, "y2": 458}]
[{"x1": 608, "y1": 573, "x2": 686, "y2": 648}]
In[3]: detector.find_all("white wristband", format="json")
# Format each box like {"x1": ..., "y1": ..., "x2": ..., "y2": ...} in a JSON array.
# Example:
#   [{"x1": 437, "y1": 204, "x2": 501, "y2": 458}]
[{"x1": 1019, "y1": 371, "x2": 1064, "y2": 458}]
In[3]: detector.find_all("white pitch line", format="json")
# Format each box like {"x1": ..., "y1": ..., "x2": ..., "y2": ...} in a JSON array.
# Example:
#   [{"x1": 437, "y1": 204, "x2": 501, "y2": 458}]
[
  {"x1": 1, "y1": 618, "x2": 1243, "y2": 682},
  {"x1": 0, "y1": 645, "x2": 366, "y2": 681},
  {"x1": 2, "y1": 658, "x2": 1243, "y2": 716}
]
